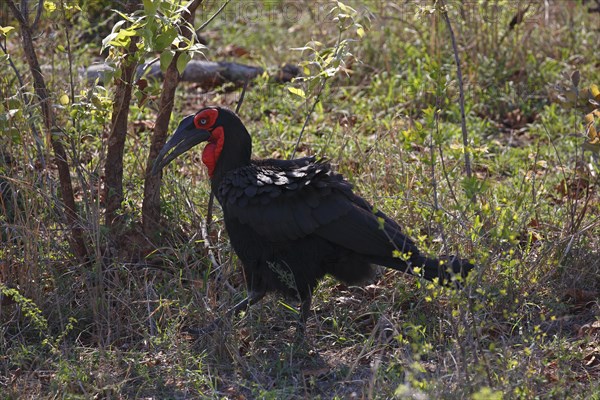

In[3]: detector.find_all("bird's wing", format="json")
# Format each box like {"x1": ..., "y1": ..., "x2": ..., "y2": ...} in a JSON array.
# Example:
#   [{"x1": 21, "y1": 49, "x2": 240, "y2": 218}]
[
  {"x1": 217, "y1": 159, "x2": 419, "y2": 258},
  {"x1": 217, "y1": 159, "x2": 352, "y2": 241},
  {"x1": 314, "y1": 193, "x2": 419, "y2": 258}
]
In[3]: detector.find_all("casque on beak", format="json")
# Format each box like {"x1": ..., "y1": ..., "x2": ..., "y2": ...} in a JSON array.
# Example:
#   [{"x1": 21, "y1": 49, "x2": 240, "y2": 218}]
[{"x1": 151, "y1": 114, "x2": 211, "y2": 175}]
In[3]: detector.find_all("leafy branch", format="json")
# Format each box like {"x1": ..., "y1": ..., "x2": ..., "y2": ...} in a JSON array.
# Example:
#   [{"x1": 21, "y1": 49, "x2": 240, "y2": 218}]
[
  {"x1": 288, "y1": 1, "x2": 367, "y2": 159},
  {"x1": 6, "y1": 0, "x2": 88, "y2": 260}
]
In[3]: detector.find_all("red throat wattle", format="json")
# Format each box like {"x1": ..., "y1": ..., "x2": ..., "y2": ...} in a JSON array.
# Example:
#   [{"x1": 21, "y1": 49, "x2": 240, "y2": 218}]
[{"x1": 201, "y1": 126, "x2": 224, "y2": 177}]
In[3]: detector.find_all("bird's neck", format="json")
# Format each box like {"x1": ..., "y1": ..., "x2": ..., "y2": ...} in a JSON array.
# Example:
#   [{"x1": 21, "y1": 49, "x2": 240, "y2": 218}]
[{"x1": 209, "y1": 131, "x2": 252, "y2": 193}]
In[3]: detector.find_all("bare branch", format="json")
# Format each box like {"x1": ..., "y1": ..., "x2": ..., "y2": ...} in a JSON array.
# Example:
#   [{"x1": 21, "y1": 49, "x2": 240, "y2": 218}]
[
  {"x1": 439, "y1": 0, "x2": 472, "y2": 181},
  {"x1": 32, "y1": 0, "x2": 43, "y2": 31},
  {"x1": 0, "y1": 40, "x2": 45, "y2": 168},
  {"x1": 8, "y1": 0, "x2": 88, "y2": 259},
  {"x1": 104, "y1": 37, "x2": 140, "y2": 229},
  {"x1": 195, "y1": 0, "x2": 232, "y2": 35}
]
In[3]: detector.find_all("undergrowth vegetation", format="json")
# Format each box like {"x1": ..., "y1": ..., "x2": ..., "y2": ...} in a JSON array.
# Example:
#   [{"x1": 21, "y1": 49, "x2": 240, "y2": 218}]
[{"x1": 1, "y1": 1, "x2": 599, "y2": 398}]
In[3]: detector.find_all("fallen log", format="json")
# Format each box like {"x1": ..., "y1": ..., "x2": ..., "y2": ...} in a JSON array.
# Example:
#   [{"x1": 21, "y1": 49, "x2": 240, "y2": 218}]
[{"x1": 84, "y1": 60, "x2": 300, "y2": 88}]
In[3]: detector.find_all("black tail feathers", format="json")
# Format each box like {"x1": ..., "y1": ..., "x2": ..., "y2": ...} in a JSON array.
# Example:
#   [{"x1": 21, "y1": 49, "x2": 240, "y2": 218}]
[
  {"x1": 371, "y1": 253, "x2": 475, "y2": 287},
  {"x1": 418, "y1": 255, "x2": 474, "y2": 287}
]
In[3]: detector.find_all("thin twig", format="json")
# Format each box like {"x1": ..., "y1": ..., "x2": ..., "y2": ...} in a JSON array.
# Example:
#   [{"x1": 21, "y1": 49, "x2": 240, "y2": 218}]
[
  {"x1": 20, "y1": 0, "x2": 28, "y2": 19},
  {"x1": 530, "y1": 141, "x2": 541, "y2": 208},
  {"x1": 0, "y1": 40, "x2": 45, "y2": 168},
  {"x1": 438, "y1": 144, "x2": 467, "y2": 222},
  {"x1": 290, "y1": 28, "x2": 345, "y2": 160},
  {"x1": 195, "y1": 0, "x2": 232, "y2": 35},
  {"x1": 431, "y1": 111, "x2": 440, "y2": 212},
  {"x1": 9, "y1": 0, "x2": 89, "y2": 260},
  {"x1": 61, "y1": 0, "x2": 95, "y2": 243},
  {"x1": 205, "y1": 193, "x2": 216, "y2": 241},
  {"x1": 61, "y1": 1, "x2": 76, "y2": 105},
  {"x1": 235, "y1": 79, "x2": 249, "y2": 113},
  {"x1": 32, "y1": 0, "x2": 43, "y2": 31},
  {"x1": 432, "y1": 106, "x2": 451, "y2": 253},
  {"x1": 439, "y1": 0, "x2": 472, "y2": 180},
  {"x1": 7, "y1": 1, "x2": 26, "y2": 25},
  {"x1": 290, "y1": 79, "x2": 326, "y2": 160},
  {"x1": 138, "y1": 57, "x2": 159, "y2": 78}
]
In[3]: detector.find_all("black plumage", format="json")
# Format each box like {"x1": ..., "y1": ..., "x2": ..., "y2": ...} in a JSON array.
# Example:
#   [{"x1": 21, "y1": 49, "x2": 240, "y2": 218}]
[{"x1": 153, "y1": 107, "x2": 474, "y2": 324}]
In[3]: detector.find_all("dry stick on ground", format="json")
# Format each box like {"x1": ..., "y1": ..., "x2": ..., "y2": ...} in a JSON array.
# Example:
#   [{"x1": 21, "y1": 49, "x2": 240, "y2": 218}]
[
  {"x1": 439, "y1": 1, "x2": 472, "y2": 181},
  {"x1": 7, "y1": 0, "x2": 88, "y2": 260},
  {"x1": 142, "y1": 0, "x2": 204, "y2": 238}
]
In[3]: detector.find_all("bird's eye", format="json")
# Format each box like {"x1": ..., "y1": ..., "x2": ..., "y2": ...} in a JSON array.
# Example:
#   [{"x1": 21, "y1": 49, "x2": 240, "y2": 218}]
[{"x1": 194, "y1": 109, "x2": 218, "y2": 129}]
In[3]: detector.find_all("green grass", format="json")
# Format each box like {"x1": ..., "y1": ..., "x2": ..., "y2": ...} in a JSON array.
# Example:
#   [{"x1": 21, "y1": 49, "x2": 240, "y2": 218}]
[{"x1": 1, "y1": 0, "x2": 600, "y2": 398}]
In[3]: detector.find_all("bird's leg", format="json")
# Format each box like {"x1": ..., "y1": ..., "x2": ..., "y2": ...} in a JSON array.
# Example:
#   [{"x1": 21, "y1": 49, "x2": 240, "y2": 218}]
[
  {"x1": 187, "y1": 289, "x2": 265, "y2": 336},
  {"x1": 294, "y1": 294, "x2": 312, "y2": 337},
  {"x1": 300, "y1": 295, "x2": 312, "y2": 326},
  {"x1": 227, "y1": 289, "x2": 266, "y2": 318}
]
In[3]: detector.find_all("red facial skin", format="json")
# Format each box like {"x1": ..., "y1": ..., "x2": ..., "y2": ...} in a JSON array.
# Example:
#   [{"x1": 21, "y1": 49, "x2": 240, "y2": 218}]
[{"x1": 195, "y1": 109, "x2": 224, "y2": 177}]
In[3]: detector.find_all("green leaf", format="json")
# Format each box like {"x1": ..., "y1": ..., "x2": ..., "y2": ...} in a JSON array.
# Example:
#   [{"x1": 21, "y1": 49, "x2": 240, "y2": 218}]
[
  {"x1": 106, "y1": 27, "x2": 138, "y2": 48},
  {"x1": 141, "y1": 17, "x2": 157, "y2": 49},
  {"x1": 143, "y1": 0, "x2": 158, "y2": 16},
  {"x1": 356, "y1": 25, "x2": 365, "y2": 38},
  {"x1": 59, "y1": 94, "x2": 70, "y2": 105},
  {"x1": 287, "y1": 87, "x2": 306, "y2": 98},
  {"x1": 113, "y1": 9, "x2": 135, "y2": 23},
  {"x1": 101, "y1": 32, "x2": 118, "y2": 51},
  {"x1": 590, "y1": 84, "x2": 600, "y2": 99},
  {"x1": 336, "y1": 1, "x2": 356, "y2": 13},
  {"x1": 0, "y1": 25, "x2": 15, "y2": 37},
  {"x1": 461, "y1": 176, "x2": 489, "y2": 199},
  {"x1": 110, "y1": 19, "x2": 127, "y2": 33},
  {"x1": 154, "y1": 27, "x2": 178, "y2": 51},
  {"x1": 277, "y1": 301, "x2": 299, "y2": 315},
  {"x1": 160, "y1": 50, "x2": 175, "y2": 72},
  {"x1": 176, "y1": 52, "x2": 191, "y2": 75},
  {"x1": 44, "y1": 1, "x2": 57, "y2": 13},
  {"x1": 472, "y1": 387, "x2": 503, "y2": 400},
  {"x1": 119, "y1": 28, "x2": 138, "y2": 38}
]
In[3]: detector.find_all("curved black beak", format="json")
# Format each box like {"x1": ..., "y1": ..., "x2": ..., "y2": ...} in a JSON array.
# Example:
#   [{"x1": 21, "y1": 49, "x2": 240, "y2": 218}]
[{"x1": 151, "y1": 115, "x2": 211, "y2": 175}]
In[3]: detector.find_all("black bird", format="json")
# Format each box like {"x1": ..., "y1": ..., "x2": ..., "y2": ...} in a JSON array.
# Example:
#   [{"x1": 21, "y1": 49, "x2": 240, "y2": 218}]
[{"x1": 152, "y1": 107, "x2": 474, "y2": 324}]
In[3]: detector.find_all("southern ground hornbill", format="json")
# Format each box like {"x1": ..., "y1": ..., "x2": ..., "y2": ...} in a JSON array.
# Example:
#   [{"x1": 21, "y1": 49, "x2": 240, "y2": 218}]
[{"x1": 152, "y1": 106, "x2": 474, "y2": 326}]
